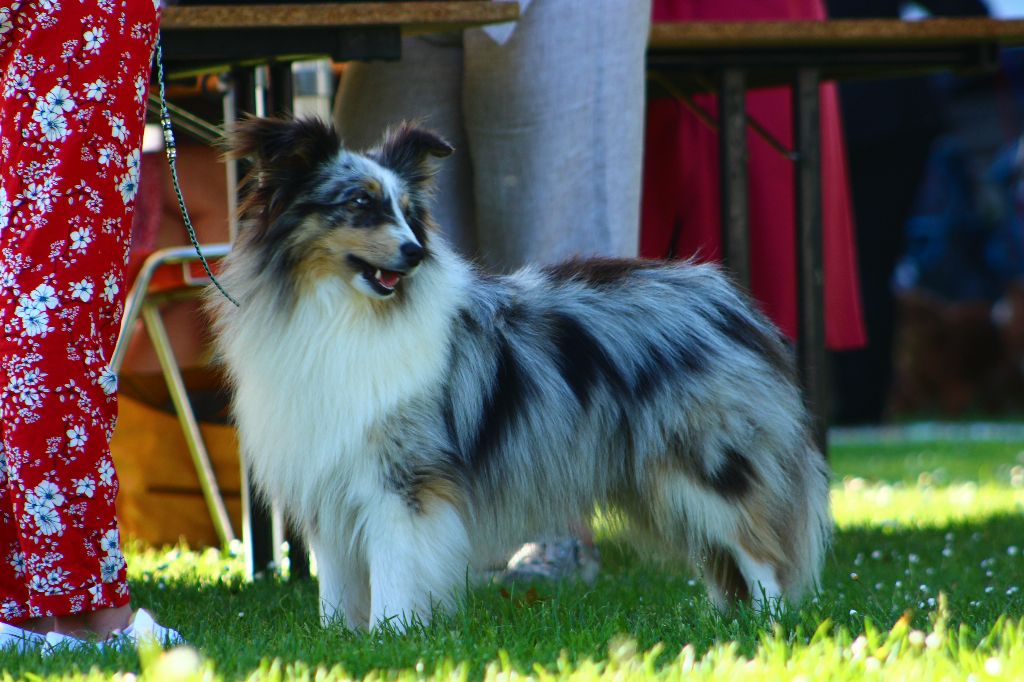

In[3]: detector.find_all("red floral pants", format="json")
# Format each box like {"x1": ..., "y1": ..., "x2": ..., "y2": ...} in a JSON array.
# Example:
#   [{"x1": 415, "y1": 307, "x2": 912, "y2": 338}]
[{"x1": 0, "y1": 1, "x2": 159, "y2": 622}]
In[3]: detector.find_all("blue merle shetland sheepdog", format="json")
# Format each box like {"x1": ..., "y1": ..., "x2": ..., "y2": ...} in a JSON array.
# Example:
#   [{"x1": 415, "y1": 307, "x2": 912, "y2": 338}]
[{"x1": 206, "y1": 117, "x2": 831, "y2": 632}]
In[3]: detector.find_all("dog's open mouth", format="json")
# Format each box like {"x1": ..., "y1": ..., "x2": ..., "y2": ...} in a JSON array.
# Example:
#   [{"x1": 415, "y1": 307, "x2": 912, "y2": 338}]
[{"x1": 347, "y1": 255, "x2": 404, "y2": 296}]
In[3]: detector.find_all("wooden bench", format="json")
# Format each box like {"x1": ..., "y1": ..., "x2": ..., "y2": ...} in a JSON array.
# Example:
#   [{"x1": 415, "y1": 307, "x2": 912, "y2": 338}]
[{"x1": 647, "y1": 18, "x2": 1024, "y2": 450}]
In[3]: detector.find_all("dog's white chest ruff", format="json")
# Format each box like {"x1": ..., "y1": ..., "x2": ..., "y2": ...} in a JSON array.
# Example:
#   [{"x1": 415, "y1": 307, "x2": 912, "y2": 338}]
[{"x1": 227, "y1": 276, "x2": 461, "y2": 515}]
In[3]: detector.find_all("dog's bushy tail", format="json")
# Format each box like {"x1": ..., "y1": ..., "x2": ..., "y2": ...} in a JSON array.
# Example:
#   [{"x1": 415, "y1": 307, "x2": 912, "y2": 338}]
[{"x1": 785, "y1": 443, "x2": 832, "y2": 601}]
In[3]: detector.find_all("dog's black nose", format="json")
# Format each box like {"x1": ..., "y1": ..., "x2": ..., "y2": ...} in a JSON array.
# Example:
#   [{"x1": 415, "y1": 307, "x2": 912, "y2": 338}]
[{"x1": 401, "y1": 242, "x2": 425, "y2": 265}]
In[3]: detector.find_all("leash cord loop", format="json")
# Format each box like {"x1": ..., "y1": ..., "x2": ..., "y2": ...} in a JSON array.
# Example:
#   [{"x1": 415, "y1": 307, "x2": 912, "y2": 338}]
[{"x1": 155, "y1": 37, "x2": 241, "y2": 308}]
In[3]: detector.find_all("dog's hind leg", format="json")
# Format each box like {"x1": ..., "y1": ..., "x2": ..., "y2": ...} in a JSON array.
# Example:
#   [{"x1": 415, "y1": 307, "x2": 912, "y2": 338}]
[
  {"x1": 311, "y1": 531, "x2": 370, "y2": 629},
  {"x1": 731, "y1": 546, "x2": 784, "y2": 614},
  {"x1": 702, "y1": 546, "x2": 749, "y2": 609},
  {"x1": 364, "y1": 494, "x2": 470, "y2": 632}
]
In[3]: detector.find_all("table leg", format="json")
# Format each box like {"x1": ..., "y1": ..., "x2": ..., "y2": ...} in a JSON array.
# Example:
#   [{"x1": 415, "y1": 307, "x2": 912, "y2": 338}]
[
  {"x1": 263, "y1": 61, "x2": 313, "y2": 581},
  {"x1": 227, "y1": 67, "x2": 278, "y2": 579},
  {"x1": 719, "y1": 68, "x2": 750, "y2": 289},
  {"x1": 792, "y1": 68, "x2": 828, "y2": 454}
]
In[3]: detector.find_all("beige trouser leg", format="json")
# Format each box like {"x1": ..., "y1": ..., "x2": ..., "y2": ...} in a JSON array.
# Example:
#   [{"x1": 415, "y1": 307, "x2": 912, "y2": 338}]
[{"x1": 334, "y1": 0, "x2": 652, "y2": 271}]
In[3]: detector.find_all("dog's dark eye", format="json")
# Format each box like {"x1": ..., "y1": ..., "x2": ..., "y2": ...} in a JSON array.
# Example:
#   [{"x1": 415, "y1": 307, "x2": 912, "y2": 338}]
[{"x1": 348, "y1": 191, "x2": 372, "y2": 209}]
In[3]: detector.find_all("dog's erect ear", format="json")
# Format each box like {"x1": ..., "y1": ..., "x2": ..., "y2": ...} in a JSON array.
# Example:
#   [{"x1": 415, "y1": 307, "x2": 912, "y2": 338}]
[
  {"x1": 228, "y1": 117, "x2": 341, "y2": 224},
  {"x1": 375, "y1": 122, "x2": 453, "y2": 188},
  {"x1": 228, "y1": 116, "x2": 341, "y2": 177}
]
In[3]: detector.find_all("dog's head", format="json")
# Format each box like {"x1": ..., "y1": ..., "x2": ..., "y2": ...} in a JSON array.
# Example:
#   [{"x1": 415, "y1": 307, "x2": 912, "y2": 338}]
[{"x1": 229, "y1": 117, "x2": 452, "y2": 300}]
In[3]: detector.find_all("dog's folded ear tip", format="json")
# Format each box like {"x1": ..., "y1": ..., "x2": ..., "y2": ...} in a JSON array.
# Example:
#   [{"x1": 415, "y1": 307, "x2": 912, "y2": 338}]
[
  {"x1": 431, "y1": 140, "x2": 455, "y2": 158},
  {"x1": 226, "y1": 116, "x2": 341, "y2": 168}
]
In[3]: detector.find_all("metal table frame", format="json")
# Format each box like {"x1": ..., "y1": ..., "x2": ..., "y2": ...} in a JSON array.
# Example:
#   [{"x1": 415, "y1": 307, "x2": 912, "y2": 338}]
[
  {"x1": 647, "y1": 18, "x2": 1024, "y2": 451},
  {"x1": 159, "y1": 1, "x2": 518, "y2": 580}
]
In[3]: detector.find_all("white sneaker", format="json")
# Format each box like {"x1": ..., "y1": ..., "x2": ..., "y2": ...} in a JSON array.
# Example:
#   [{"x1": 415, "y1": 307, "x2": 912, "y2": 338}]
[
  {"x1": 41, "y1": 609, "x2": 184, "y2": 654},
  {"x1": 0, "y1": 622, "x2": 46, "y2": 653},
  {"x1": 42, "y1": 630, "x2": 91, "y2": 654},
  {"x1": 107, "y1": 609, "x2": 183, "y2": 648}
]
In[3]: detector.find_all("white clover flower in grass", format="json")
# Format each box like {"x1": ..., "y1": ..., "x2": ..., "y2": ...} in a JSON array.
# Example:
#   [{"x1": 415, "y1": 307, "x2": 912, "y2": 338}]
[
  {"x1": 84, "y1": 79, "x2": 107, "y2": 101},
  {"x1": 83, "y1": 27, "x2": 105, "y2": 51},
  {"x1": 1009, "y1": 546, "x2": 1019, "y2": 556},
  {"x1": 66, "y1": 425, "x2": 87, "y2": 449},
  {"x1": 850, "y1": 636, "x2": 868, "y2": 657},
  {"x1": 73, "y1": 477, "x2": 96, "y2": 498},
  {"x1": 110, "y1": 115, "x2": 128, "y2": 142}
]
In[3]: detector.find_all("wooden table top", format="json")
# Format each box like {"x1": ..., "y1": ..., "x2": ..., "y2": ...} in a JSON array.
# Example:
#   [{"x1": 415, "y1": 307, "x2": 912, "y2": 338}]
[
  {"x1": 161, "y1": 1, "x2": 519, "y2": 34},
  {"x1": 649, "y1": 17, "x2": 1024, "y2": 51}
]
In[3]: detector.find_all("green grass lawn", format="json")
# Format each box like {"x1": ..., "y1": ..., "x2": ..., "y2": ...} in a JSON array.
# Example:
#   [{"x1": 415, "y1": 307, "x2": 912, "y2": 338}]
[{"x1": 2, "y1": 434, "x2": 1023, "y2": 680}]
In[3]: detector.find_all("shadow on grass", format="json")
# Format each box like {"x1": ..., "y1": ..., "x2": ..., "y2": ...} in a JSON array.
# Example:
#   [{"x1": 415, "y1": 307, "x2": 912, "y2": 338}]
[{"x1": 2, "y1": 513, "x2": 1021, "y2": 679}]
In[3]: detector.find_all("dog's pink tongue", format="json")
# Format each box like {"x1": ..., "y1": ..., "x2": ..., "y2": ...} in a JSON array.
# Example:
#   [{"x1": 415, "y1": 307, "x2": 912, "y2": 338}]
[{"x1": 378, "y1": 270, "x2": 401, "y2": 289}]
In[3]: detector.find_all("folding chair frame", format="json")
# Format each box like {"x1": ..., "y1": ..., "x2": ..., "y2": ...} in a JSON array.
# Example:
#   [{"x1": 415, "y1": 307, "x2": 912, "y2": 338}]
[{"x1": 110, "y1": 243, "x2": 237, "y2": 547}]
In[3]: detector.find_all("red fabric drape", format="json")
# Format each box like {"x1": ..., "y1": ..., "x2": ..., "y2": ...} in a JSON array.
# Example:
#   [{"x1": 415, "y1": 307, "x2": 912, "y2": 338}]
[{"x1": 642, "y1": 0, "x2": 867, "y2": 349}]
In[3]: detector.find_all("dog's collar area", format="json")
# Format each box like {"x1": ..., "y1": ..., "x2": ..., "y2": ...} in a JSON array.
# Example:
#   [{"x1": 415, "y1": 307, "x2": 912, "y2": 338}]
[{"x1": 347, "y1": 254, "x2": 403, "y2": 296}]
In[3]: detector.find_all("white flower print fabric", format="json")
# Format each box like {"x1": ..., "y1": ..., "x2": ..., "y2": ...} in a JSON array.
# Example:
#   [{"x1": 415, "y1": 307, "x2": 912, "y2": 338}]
[{"x1": 0, "y1": 1, "x2": 158, "y2": 621}]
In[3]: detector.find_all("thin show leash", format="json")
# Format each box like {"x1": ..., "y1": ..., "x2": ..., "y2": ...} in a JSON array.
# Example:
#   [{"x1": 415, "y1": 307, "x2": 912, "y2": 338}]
[{"x1": 153, "y1": 38, "x2": 241, "y2": 308}]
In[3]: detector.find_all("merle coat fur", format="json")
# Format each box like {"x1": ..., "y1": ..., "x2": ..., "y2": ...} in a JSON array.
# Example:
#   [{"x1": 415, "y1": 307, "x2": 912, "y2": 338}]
[{"x1": 206, "y1": 117, "x2": 831, "y2": 631}]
